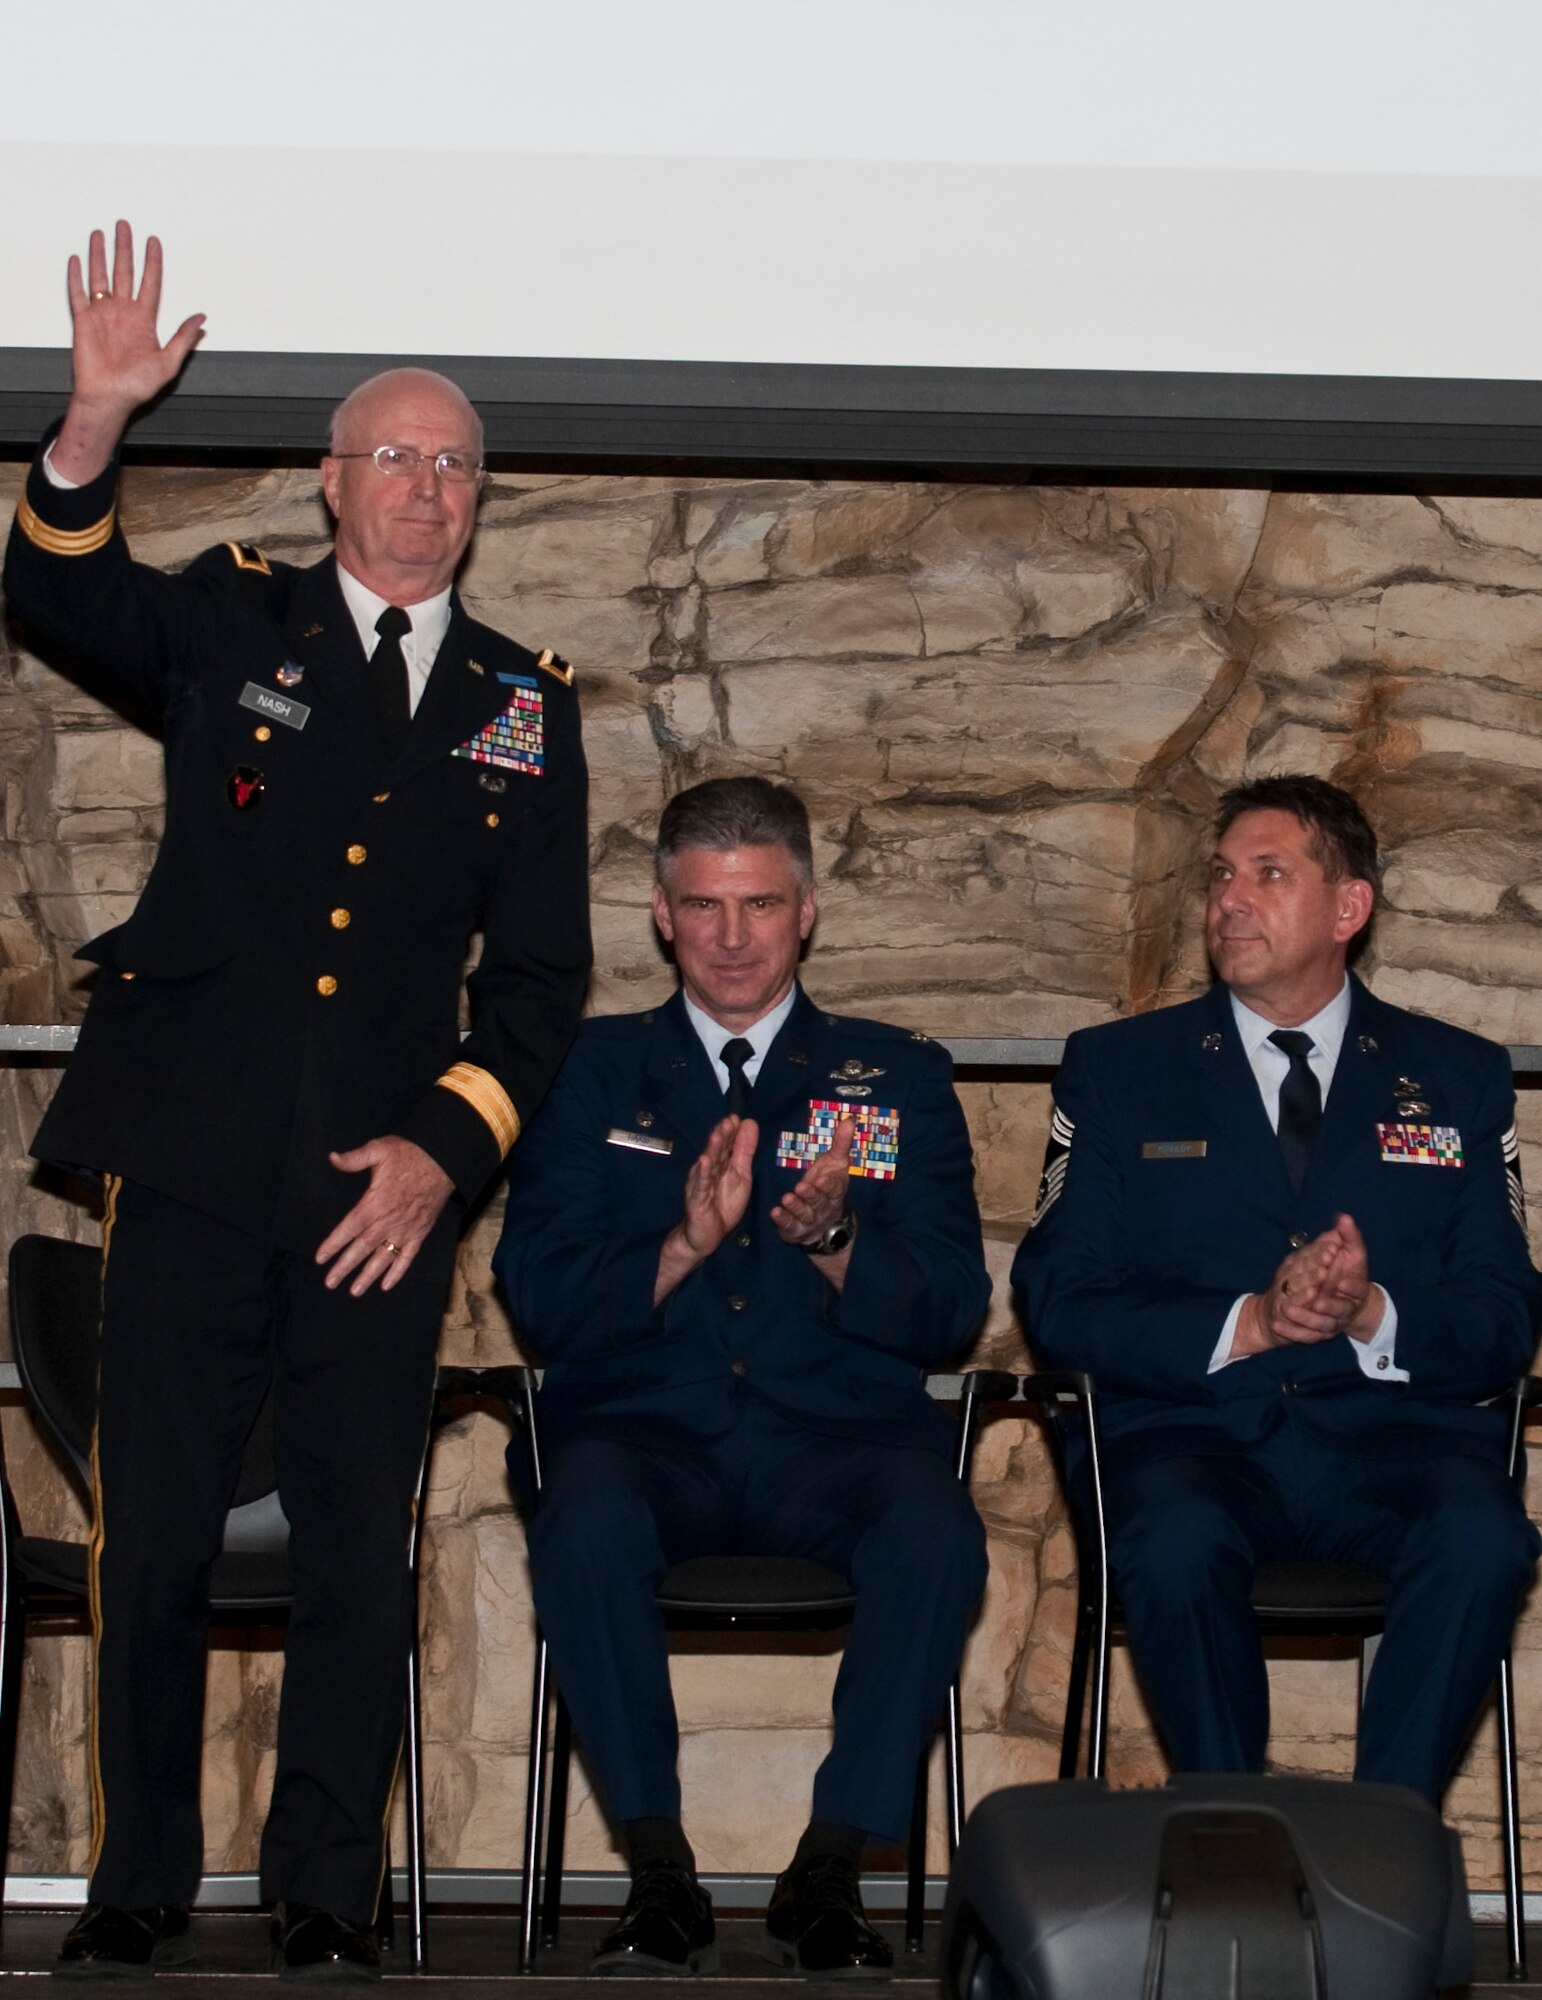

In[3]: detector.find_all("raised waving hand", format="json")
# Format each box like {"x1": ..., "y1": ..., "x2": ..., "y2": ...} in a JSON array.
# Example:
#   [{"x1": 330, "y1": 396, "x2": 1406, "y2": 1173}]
[{"x1": 53, "y1": 221, "x2": 205, "y2": 484}]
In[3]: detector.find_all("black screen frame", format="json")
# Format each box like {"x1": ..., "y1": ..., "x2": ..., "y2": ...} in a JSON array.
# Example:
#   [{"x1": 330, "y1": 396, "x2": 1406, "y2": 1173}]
[{"x1": 4, "y1": 348, "x2": 1542, "y2": 486}]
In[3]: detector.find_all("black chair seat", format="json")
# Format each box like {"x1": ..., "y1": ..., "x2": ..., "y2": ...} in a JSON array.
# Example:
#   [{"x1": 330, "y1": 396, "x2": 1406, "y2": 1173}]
[
  {"x1": 655, "y1": 1555, "x2": 855, "y2": 1617},
  {"x1": 1251, "y1": 1560, "x2": 1386, "y2": 1620},
  {"x1": 17, "y1": 1536, "x2": 294, "y2": 1612}
]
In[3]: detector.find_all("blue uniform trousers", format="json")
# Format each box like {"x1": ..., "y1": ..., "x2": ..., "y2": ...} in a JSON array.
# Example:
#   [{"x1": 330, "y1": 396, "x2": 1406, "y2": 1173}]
[
  {"x1": 520, "y1": 1396, "x2": 988, "y2": 1843},
  {"x1": 1104, "y1": 1411, "x2": 1540, "y2": 1803}
]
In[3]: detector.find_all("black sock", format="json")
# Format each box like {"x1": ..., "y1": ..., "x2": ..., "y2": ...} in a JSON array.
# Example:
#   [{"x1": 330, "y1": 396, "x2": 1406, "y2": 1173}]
[
  {"x1": 623, "y1": 1817, "x2": 696, "y2": 1878},
  {"x1": 792, "y1": 1821, "x2": 866, "y2": 1873}
]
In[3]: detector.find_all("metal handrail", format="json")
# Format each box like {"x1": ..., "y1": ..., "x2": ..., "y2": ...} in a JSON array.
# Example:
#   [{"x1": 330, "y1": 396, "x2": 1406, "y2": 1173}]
[{"x1": 5, "y1": 1024, "x2": 1542, "y2": 1071}]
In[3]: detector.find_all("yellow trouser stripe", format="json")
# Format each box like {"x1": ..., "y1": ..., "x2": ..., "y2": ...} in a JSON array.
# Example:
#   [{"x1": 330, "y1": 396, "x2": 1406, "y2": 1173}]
[
  {"x1": 85, "y1": 1174, "x2": 121, "y2": 1878},
  {"x1": 375, "y1": 1380, "x2": 436, "y2": 1920}
]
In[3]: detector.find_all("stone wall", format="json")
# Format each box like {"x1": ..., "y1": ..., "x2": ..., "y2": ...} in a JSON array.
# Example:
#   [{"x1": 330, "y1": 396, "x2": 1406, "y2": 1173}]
[{"x1": 2, "y1": 459, "x2": 1541, "y2": 1890}]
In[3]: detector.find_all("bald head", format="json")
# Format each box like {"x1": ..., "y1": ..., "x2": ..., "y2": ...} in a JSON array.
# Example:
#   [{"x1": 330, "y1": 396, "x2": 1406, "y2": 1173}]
[
  {"x1": 328, "y1": 367, "x2": 483, "y2": 460},
  {"x1": 320, "y1": 367, "x2": 485, "y2": 603}
]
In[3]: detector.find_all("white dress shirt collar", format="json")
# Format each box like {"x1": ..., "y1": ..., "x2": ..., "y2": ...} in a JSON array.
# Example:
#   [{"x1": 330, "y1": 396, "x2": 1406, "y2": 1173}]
[
  {"x1": 1229, "y1": 975, "x2": 1352, "y2": 1137},
  {"x1": 334, "y1": 563, "x2": 453, "y2": 716},
  {"x1": 683, "y1": 983, "x2": 798, "y2": 1091},
  {"x1": 1231, "y1": 977, "x2": 1353, "y2": 1078}
]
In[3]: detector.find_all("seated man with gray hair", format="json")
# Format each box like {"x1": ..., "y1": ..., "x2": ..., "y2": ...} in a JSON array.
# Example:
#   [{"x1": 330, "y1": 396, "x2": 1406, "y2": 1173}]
[{"x1": 495, "y1": 775, "x2": 991, "y2": 1977}]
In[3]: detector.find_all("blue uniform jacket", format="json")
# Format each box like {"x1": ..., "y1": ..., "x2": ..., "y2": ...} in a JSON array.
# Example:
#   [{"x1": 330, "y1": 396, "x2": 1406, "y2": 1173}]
[
  {"x1": 495, "y1": 987, "x2": 991, "y2": 1456},
  {"x1": 1013, "y1": 976, "x2": 1541, "y2": 1468}
]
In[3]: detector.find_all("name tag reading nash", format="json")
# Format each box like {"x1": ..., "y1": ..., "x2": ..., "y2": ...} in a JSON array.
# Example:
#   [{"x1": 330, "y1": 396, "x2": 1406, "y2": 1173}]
[
  {"x1": 1141, "y1": 1140, "x2": 1208, "y2": 1160},
  {"x1": 239, "y1": 682, "x2": 310, "y2": 730},
  {"x1": 607, "y1": 1127, "x2": 673, "y2": 1156}
]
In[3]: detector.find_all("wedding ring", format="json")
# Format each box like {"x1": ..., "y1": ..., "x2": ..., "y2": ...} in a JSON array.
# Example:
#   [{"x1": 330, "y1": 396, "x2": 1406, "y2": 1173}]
[
  {"x1": 382, "y1": 1240, "x2": 400, "y2": 1256},
  {"x1": 90, "y1": 290, "x2": 108, "y2": 301}
]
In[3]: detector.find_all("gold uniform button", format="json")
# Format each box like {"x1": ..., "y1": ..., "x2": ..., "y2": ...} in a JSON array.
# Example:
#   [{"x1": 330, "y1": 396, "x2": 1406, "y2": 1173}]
[
  {"x1": 120, "y1": 971, "x2": 136, "y2": 981},
  {"x1": 316, "y1": 975, "x2": 338, "y2": 997},
  {"x1": 346, "y1": 844, "x2": 367, "y2": 865},
  {"x1": 253, "y1": 725, "x2": 272, "y2": 743},
  {"x1": 373, "y1": 791, "x2": 390, "y2": 804},
  {"x1": 485, "y1": 812, "x2": 500, "y2": 829},
  {"x1": 330, "y1": 908, "x2": 351, "y2": 930},
  {"x1": 728, "y1": 1295, "x2": 747, "y2": 1313}
]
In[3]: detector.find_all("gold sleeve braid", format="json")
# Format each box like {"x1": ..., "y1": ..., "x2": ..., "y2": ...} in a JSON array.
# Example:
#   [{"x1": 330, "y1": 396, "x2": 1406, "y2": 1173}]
[
  {"x1": 15, "y1": 493, "x2": 116, "y2": 557},
  {"x1": 436, "y1": 1061, "x2": 521, "y2": 1157}
]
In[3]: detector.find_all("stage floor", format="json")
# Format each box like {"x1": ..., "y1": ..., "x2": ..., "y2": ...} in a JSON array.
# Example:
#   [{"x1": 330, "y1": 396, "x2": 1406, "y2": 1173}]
[{"x1": 0, "y1": 1909, "x2": 1526, "y2": 1995}]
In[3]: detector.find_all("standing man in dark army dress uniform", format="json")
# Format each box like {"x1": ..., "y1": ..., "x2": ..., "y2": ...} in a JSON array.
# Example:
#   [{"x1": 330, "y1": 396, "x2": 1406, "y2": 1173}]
[
  {"x1": 496, "y1": 776, "x2": 991, "y2": 1979},
  {"x1": 4, "y1": 223, "x2": 591, "y2": 1978}
]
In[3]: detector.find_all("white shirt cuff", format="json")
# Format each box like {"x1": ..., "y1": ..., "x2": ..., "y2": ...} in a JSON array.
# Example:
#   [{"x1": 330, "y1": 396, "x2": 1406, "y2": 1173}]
[
  {"x1": 1209, "y1": 1296, "x2": 1248, "y2": 1372},
  {"x1": 41, "y1": 441, "x2": 83, "y2": 491},
  {"x1": 1350, "y1": 1289, "x2": 1407, "y2": 1383},
  {"x1": 1209, "y1": 1290, "x2": 1407, "y2": 1382}
]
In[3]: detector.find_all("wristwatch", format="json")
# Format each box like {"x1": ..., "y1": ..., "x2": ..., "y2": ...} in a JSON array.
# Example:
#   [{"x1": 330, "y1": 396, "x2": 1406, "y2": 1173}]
[{"x1": 807, "y1": 1211, "x2": 857, "y2": 1256}]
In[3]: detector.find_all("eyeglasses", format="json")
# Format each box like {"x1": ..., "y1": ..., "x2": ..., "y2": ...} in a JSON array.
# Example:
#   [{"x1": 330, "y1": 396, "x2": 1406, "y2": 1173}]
[{"x1": 331, "y1": 444, "x2": 485, "y2": 485}]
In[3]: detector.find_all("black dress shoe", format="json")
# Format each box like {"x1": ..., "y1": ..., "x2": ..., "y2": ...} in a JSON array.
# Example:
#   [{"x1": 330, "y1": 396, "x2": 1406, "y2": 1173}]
[
  {"x1": 55, "y1": 1904, "x2": 194, "y2": 1978},
  {"x1": 270, "y1": 1904, "x2": 381, "y2": 1983},
  {"x1": 591, "y1": 1859, "x2": 718, "y2": 1977},
  {"x1": 763, "y1": 1854, "x2": 894, "y2": 1978}
]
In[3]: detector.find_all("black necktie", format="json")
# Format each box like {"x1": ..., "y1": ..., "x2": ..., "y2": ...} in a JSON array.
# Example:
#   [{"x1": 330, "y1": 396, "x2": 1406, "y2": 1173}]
[
  {"x1": 1269, "y1": 1029, "x2": 1322, "y2": 1192},
  {"x1": 720, "y1": 1037, "x2": 755, "y2": 1116},
  {"x1": 372, "y1": 605, "x2": 412, "y2": 756}
]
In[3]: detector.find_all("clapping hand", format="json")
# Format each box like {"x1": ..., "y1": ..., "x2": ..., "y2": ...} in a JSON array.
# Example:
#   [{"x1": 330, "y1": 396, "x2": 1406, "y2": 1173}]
[
  {"x1": 1237, "y1": 1213, "x2": 1383, "y2": 1355},
  {"x1": 770, "y1": 1116, "x2": 855, "y2": 1247},
  {"x1": 680, "y1": 1115, "x2": 759, "y2": 1257},
  {"x1": 654, "y1": 1116, "x2": 759, "y2": 1304}
]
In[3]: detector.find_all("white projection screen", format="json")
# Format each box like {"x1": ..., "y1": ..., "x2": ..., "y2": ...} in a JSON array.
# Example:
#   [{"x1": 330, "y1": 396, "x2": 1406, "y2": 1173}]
[{"x1": 5, "y1": 0, "x2": 1542, "y2": 476}]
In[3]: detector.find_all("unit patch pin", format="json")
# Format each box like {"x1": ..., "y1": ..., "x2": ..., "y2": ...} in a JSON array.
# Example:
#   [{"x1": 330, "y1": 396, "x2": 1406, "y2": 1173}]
[
  {"x1": 1377, "y1": 1122, "x2": 1463, "y2": 1167},
  {"x1": 453, "y1": 674, "x2": 544, "y2": 777},
  {"x1": 777, "y1": 1101, "x2": 900, "y2": 1181},
  {"x1": 227, "y1": 765, "x2": 264, "y2": 811}
]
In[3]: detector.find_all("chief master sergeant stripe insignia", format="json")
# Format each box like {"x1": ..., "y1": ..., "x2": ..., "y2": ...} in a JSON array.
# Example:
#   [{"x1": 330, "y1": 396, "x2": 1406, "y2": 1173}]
[
  {"x1": 1031, "y1": 1105, "x2": 1075, "y2": 1226},
  {"x1": 15, "y1": 493, "x2": 116, "y2": 557},
  {"x1": 436, "y1": 1061, "x2": 521, "y2": 1158},
  {"x1": 1504, "y1": 1120, "x2": 1526, "y2": 1231}
]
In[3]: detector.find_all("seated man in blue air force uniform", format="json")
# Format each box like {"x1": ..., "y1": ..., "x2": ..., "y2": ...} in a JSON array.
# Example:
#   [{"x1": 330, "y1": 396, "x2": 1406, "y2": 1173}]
[
  {"x1": 495, "y1": 776, "x2": 991, "y2": 1978},
  {"x1": 1014, "y1": 774, "x2": 1542, "y2": 1805},
  {"x1": 3, "y1": 226, "x2": 590, "y2": 1979}
]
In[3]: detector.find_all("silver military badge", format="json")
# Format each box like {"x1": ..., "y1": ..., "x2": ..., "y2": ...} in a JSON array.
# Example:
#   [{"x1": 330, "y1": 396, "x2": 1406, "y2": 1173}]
[{"x1": 830, "y1": 1057, "x2": 886, "y2": 1100}]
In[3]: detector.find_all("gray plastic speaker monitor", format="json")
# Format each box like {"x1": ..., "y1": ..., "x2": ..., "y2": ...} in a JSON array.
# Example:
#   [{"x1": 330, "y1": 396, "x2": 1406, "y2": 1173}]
[{"x1": 941, "y1": 1776, "x2": 1471, "y2": 2000}]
